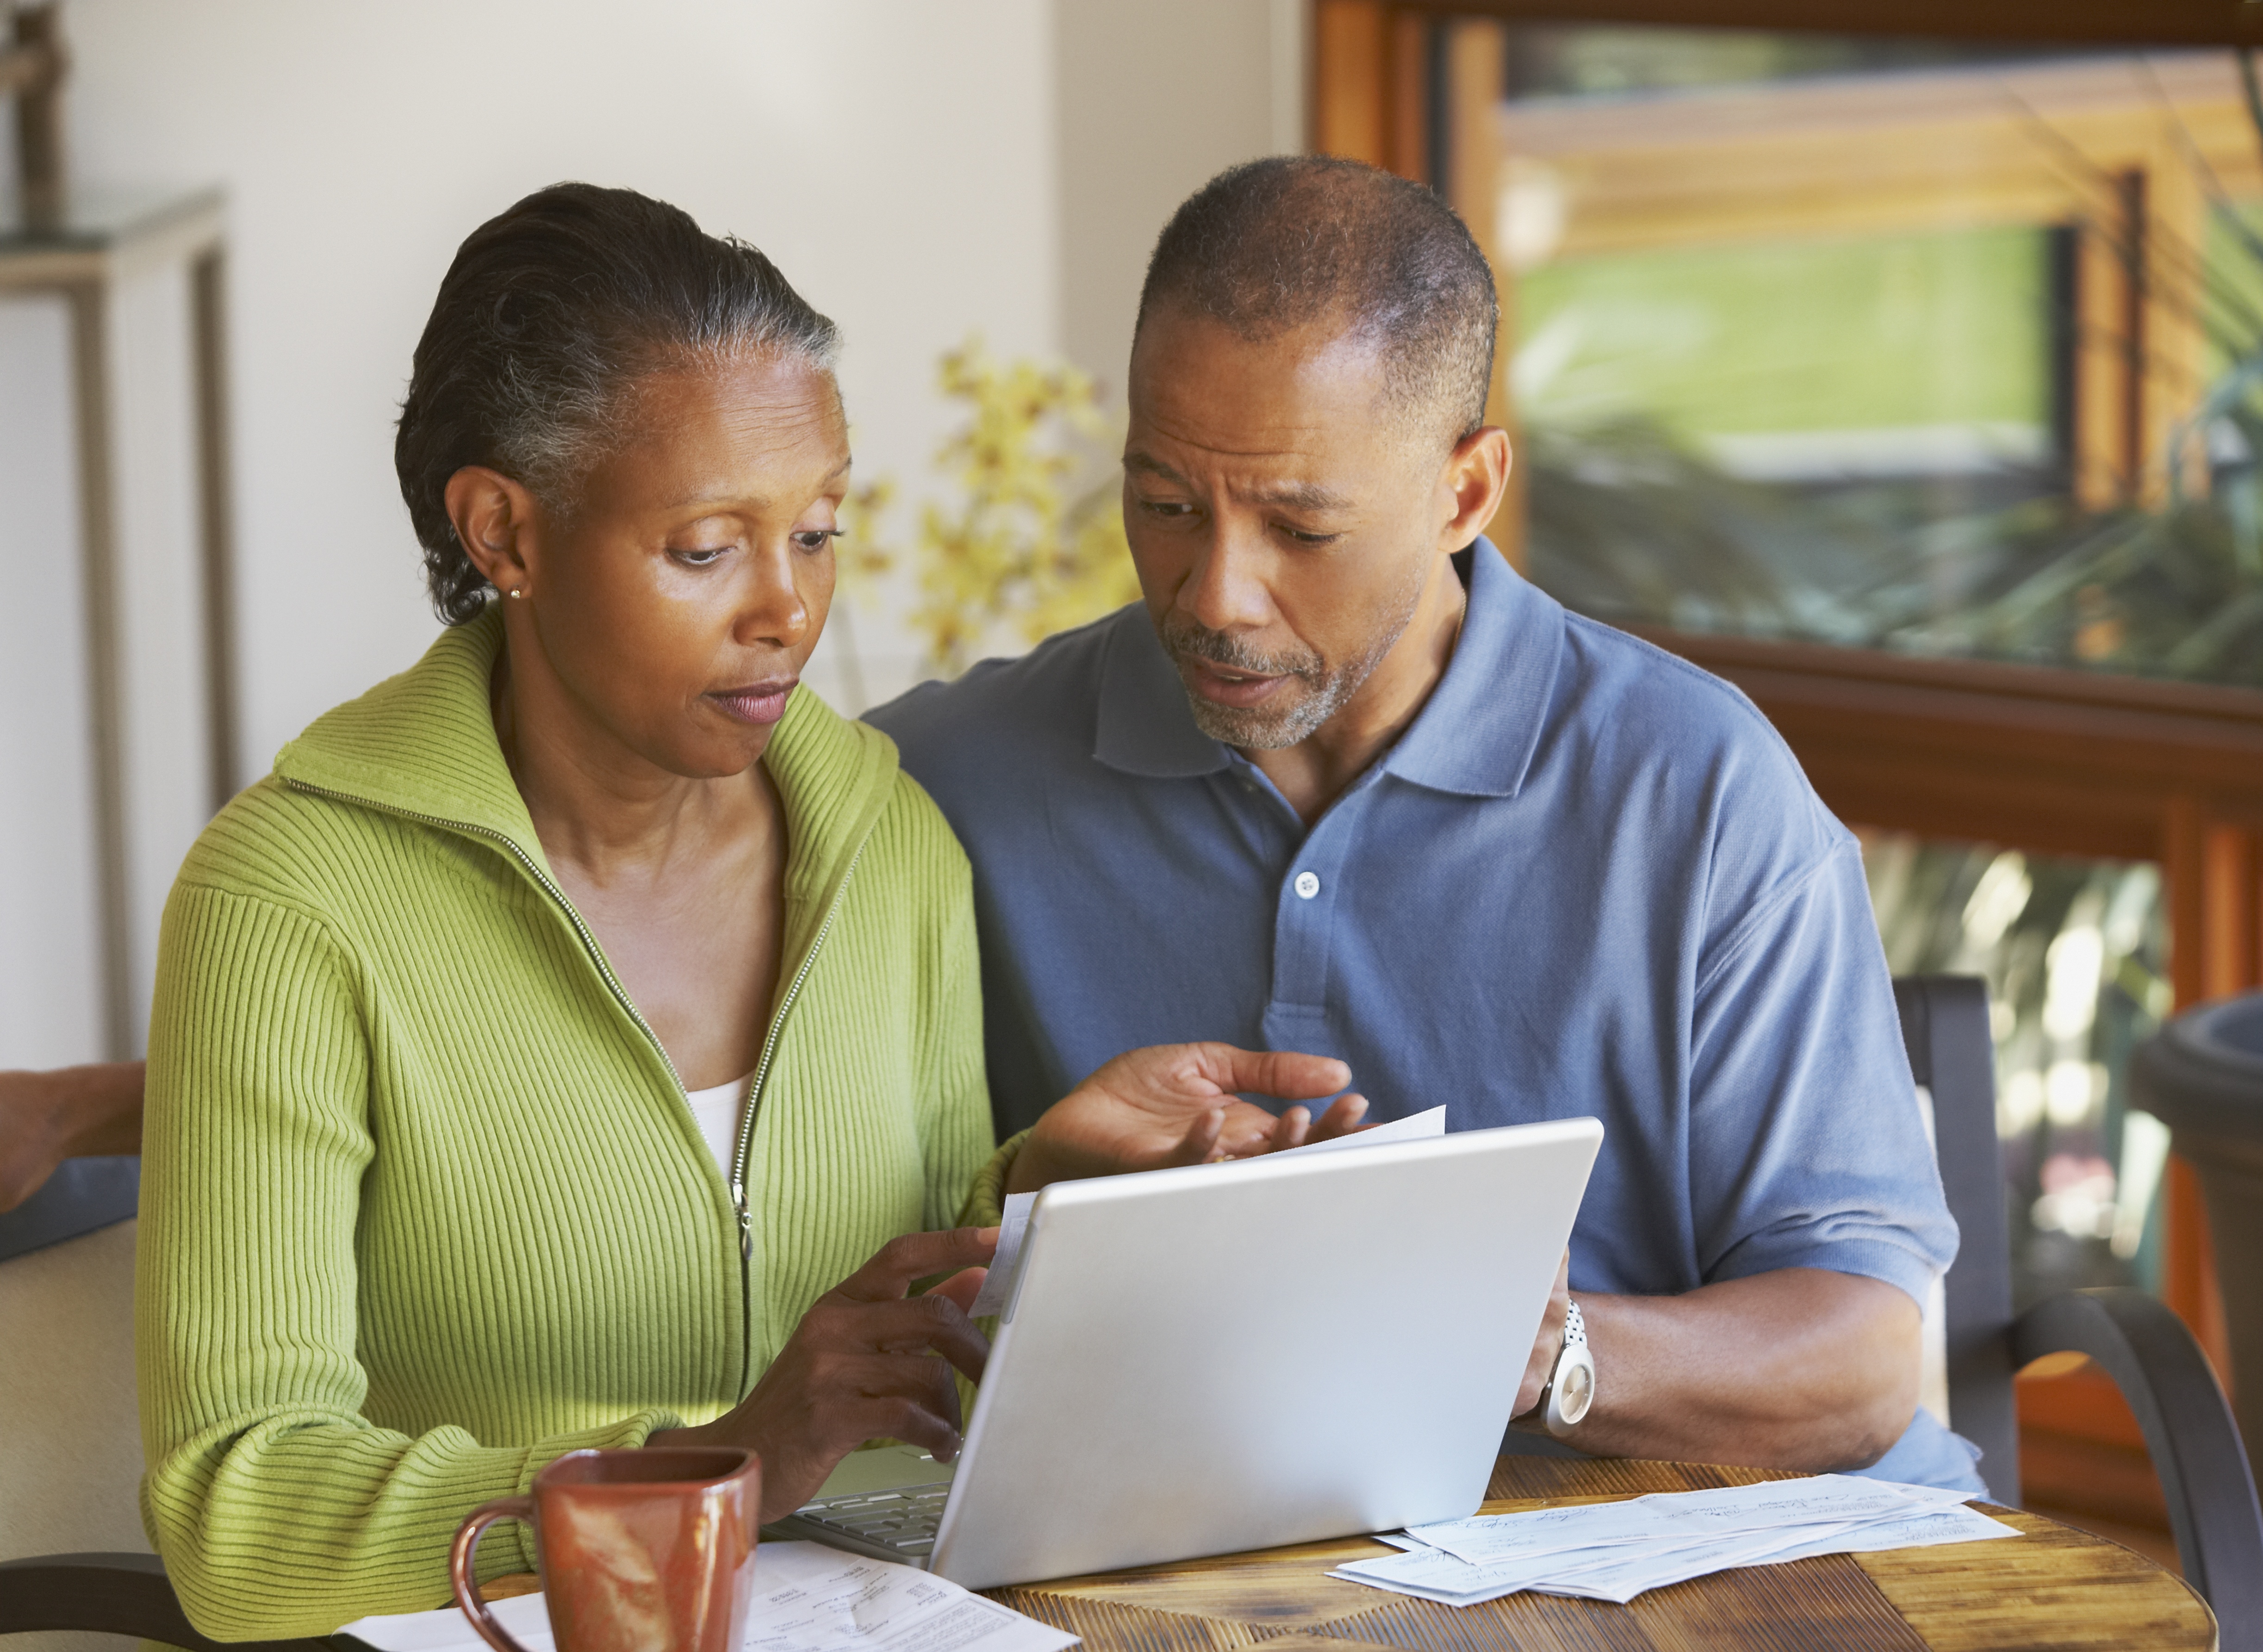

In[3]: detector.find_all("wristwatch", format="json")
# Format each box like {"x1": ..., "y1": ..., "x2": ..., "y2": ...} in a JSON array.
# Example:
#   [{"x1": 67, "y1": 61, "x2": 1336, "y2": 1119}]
[{"x1": 1538, "y1": 1299, "x2": 1596, "y2": 1438}]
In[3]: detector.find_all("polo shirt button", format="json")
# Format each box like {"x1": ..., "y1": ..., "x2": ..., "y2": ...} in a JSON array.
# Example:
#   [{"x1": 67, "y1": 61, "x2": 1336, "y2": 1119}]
[{"x1": 1293, "y1": 870, "x2": 1321, "y2": 900}]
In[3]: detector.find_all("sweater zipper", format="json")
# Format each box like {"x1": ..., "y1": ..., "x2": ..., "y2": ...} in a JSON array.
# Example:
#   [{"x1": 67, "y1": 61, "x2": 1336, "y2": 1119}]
[
  {"x1": 729, "y1": 843, "x2": 866, "y2": 1396},
  {"x1": 283, "y1": 776, "x2": 870, "y2": 1401}
]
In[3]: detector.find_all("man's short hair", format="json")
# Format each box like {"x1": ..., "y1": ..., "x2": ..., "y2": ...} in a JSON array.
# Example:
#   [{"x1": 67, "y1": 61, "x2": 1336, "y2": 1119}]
[{"x1": 1134, "y1": 155, "x2": 1498, "y2": 448}]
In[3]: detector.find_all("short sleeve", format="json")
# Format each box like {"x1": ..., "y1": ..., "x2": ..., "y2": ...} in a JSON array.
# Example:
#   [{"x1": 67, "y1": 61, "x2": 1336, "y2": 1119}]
[{"x1": 1685, "y1": 837, "x2": 1959, "y2": 1307}]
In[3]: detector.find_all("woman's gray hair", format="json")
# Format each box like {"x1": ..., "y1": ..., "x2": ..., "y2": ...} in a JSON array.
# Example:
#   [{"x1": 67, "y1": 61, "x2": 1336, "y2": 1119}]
[{"x1": 395, "y1": 182, "x2": 839, "y2": 625}]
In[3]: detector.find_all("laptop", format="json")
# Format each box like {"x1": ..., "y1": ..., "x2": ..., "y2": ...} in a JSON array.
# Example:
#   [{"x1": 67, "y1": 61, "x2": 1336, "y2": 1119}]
[{"x1": 769, "y1": 1115, "x2": 1604, "y2": 1591}]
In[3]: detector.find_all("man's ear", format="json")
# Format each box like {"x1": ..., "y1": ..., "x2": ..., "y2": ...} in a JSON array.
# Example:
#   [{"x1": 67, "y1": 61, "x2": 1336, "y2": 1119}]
[
  {"x1": 1438, "y1": 427, "x2": 1513, "y2": 552},
  {"x1": 443, "y1": 466, "x2": 541, "y2": 598}
]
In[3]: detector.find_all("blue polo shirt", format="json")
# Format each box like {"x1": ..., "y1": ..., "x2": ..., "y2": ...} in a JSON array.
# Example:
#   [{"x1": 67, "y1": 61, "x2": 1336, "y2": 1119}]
[{"x1": 867, "y1": 537, "x2": 1975, "y2": 1490}]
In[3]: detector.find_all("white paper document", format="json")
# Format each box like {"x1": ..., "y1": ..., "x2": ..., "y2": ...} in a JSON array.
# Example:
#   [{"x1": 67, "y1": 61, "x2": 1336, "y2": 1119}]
[
  {"x1": 338, "y1": 1542, "x2": 1078, "y2": 1652},
  {"x1": 970, "y1": 1106, "x2": 1447, "y2": 1318},
  {"x1": 1330, "y1": 1477, "x2": 2018, "y2": 1608},
  {"x1": 1277, "y1": 1105, "x2": 1448, "y2": 1155},
  {"x1": 967, "y1": 1190, "x2": 1037, "y2": 1318}
]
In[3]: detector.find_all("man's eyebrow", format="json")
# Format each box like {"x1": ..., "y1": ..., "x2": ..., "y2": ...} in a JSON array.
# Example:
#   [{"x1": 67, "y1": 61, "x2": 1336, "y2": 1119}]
[
  {"x1": 1123, "y1": 451, "x2": 1186, "y2": 486},
  {"x1": 1124, "y1": 452, "x2": 1352, "y2": 514},
  {"x1": 1239, "y1": 479, "x2": 1353, "y2": 513}
]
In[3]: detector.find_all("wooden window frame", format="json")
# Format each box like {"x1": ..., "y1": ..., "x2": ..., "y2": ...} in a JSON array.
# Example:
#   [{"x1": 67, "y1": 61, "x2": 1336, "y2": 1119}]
[{"x1": 1314, "y1": 0, "x2": 2263, "y2": 1540}]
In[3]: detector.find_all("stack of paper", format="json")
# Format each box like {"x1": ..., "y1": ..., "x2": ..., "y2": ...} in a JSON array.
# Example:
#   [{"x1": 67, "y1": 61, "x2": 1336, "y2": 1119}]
[
  {"x1": 1332, "y1": 1476, "x2": 2019, "y2": 1607},
  {"x1": 338, "y1": 1541, "x2": 1079, "y2": 1652}
]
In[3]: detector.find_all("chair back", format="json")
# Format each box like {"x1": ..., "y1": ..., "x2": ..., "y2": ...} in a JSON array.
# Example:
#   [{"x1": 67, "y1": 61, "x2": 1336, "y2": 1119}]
[
  {"x1": 0, "y1": 1165, "x2": 152, "y2": 1652},
  {"x1": 1893, "y1": 975, "x2": 2020, "y2": 1505}
]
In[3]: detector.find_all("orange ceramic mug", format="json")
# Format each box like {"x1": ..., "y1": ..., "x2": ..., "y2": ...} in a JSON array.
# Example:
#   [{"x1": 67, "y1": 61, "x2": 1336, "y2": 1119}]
[{"x1": 450, "y1": 1447, "x2": 762, "y2": 1652}]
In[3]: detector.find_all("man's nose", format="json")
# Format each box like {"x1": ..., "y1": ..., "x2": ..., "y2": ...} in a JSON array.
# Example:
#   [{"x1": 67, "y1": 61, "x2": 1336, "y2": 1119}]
[{"x1": 1175, "y1": 522, "x2": 1274, "y2": 635}]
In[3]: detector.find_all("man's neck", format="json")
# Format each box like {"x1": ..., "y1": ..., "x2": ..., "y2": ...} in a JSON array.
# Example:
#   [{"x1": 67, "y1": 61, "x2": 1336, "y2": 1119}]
[{"x1": 1242, "y1": 555, "x2": 1467, "y2": 826}]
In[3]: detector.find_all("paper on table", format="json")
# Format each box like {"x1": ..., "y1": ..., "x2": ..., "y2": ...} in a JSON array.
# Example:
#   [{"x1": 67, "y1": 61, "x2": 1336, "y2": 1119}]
[
  {"x1": 1402, "y1": 1475, "x2": 1966, "y2": 1566},
  {"x1": 1333, "y1": 1479, "x2": 2011, "y2": 1609},
  {"x1": 1529, "y1": 1505, "x2": 2021, "y2": 1605},
  {"x1": 1733, "y1": 1503, "x2": 2020, "y2": 1569},
  {"x1": 336, "y1": 1543, "x2": 1078, "y2": 1652},
  {"x1": 969, "y1": 1107, "x2": 1447, "y2": 1318},
  {"x1": 743, "y1": 1542, "x2": 1078, "y2": 1652}
]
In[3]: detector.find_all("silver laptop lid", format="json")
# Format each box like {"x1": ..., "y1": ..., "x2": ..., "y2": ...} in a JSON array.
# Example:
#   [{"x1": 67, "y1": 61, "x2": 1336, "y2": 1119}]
[{"x1": 929, "y1": 1116, "x2": 1604, "y2": 1590}]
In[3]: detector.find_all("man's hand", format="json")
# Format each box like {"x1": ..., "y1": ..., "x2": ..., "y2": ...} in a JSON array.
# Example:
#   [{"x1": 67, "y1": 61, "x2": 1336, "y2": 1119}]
[
  {"x1": 1007, "y1": 1043, "x2": 1369, "y2": 1194},
  {"x1": 649, "y1": 1227, "x2": 995, "y2": 1523},
  {"x1": 0, "y1": 1062, "x2": 147, "y2": 1213}
]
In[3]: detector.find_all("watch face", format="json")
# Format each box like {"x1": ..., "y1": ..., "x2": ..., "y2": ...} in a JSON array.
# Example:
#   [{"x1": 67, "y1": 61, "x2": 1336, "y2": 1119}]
[{"x1": 1558, "y1": 1360, "x2": 1594, "y2": 1423}]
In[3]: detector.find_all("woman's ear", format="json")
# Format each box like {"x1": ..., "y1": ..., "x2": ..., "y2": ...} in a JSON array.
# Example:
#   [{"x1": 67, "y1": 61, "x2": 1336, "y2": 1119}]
[{"x1": 444, "y1": 466, "x2": 541, "y2": 599}]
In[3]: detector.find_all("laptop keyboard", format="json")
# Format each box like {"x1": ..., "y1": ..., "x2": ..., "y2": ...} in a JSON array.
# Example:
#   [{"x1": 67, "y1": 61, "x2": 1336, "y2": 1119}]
[{"x1": 791, "y1": 1483, "x2": 951, "y2": 1559}]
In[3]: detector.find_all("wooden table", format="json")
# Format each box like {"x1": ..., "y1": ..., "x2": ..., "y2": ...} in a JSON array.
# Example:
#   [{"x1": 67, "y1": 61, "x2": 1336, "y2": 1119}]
[{"x1": 982, "y1": 1457, "x2": 2217, "y2": 1652}]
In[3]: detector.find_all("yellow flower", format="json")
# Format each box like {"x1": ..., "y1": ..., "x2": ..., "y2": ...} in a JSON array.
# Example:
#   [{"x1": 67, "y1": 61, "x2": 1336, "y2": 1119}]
[{"x1": 840, "y1": 336, "x2": 1140, "y2": 677}]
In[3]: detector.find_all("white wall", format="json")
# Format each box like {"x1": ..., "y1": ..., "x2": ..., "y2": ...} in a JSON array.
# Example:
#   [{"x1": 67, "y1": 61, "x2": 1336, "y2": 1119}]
[
  {"x1": 1053, "y1": 0, "x2": 1303, "y2": 410},
  {"x1": 62, "y1": 0, "x2": 1065, "y2": 749},
  {"x1": 0, "y1": 0, "x2": 1296, "y2": 1065}
]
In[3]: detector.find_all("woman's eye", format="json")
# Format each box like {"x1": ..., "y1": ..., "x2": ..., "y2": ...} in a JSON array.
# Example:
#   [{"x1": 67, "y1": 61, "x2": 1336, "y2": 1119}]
[
  {"x1": 1139, "y1": 498, "x2": 1195, "y2": 519},
  {"x1": 793, "y1": 529, "x2": 842, "y2": 553},
  {"x1": 672, "y1": 546, "x2": 731, "y2": 566},
  {"x1": 1280, "y1": 526, "x2": 1340, "y2": 547}
]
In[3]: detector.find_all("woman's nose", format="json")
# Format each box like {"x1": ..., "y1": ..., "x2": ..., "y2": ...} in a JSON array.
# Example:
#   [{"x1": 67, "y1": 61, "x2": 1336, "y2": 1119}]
[{"x1": 734, "y1": 544, "x2": 811, "y2": 649}]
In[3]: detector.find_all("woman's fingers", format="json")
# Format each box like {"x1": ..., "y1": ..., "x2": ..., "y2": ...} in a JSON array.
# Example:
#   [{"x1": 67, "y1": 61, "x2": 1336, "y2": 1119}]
[
  {"x1": 1270, "y1": 1106, "x2": 1312, "y2": 1152},
  {"x1": 835, "y1": 1226, "x2": 999, "y2": 1304},
  {"x1": 926, "y1": 1265, "x2": 989, "y2": 1317},
  {"x1": 808, "y1": 1293, "x2": 989, "y2": 1381}
]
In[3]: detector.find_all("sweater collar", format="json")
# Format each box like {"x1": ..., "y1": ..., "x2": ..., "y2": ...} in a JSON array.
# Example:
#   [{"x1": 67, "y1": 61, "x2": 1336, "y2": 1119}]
[{"x1": 273, "y1": 606, "x2": 899, "y2": 915}]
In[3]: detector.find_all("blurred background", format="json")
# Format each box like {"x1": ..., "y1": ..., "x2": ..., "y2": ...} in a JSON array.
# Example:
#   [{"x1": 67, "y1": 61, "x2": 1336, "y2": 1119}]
[{"x1": 6, "y1": 0, "x2": 2263, "y2": 1567}]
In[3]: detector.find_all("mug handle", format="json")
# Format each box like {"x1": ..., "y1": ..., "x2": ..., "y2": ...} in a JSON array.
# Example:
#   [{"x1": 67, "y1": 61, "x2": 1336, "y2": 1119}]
[{"x1": 450, "y1": 1496, "x2": 538, "y2": 1652}]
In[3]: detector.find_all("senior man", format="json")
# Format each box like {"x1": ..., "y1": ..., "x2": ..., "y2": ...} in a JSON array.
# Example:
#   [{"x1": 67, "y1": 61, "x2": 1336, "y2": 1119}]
[{"x1": 867, "y1": 155, "x2": 1976, "y2": 1491}]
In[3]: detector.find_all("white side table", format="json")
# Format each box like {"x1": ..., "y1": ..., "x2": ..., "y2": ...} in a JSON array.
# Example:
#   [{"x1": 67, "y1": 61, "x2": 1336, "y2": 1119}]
[{"x1": 1, "y1": 185, "x2": 233, "y2": 1059}]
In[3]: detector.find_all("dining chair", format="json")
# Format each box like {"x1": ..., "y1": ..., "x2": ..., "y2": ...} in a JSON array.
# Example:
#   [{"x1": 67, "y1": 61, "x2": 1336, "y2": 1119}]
[
  {"x1": 0, "y1": 1164, "x2": 330, "y2": 1652},
  {"x1": 1896, "y1": 972, "x2": 2263, "y2": 1644}
]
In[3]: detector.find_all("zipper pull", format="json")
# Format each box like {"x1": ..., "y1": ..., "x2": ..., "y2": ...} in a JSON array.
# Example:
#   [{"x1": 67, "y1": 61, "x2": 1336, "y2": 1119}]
[{"x1": 735, "y1": 1194, "x2": 754, "y2": 1261}]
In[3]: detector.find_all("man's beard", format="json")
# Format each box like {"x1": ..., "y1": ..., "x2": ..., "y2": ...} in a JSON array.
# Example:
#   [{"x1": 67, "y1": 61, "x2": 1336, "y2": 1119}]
[{"x1": 1156, "y1": 572, "x2": 1426, "y2": 751}]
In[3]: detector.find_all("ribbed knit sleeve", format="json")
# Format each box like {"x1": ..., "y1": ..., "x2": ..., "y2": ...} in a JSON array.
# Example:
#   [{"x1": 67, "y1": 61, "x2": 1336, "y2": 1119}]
[
  {"x1": 137, "y1": 885, "x2": 676, "y2": 1637},
  {"x1": 912, "y1": 813, "x2": 998, "y2": 1234}
]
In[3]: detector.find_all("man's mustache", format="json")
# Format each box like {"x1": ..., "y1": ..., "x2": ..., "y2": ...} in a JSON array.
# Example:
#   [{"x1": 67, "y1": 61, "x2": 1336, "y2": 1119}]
[{"x1": 1159, "y1": 615, "x2": 1324, "y2": 681}]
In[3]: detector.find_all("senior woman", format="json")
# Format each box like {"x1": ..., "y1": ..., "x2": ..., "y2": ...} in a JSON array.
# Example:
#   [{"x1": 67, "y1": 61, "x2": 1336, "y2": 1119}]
[{"x1": 137, "y1": 183, "x2": 1364, "y2": 1640}]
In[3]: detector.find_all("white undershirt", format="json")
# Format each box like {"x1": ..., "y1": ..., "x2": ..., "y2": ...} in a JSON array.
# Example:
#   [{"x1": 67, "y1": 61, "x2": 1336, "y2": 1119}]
[{"x1": 684, "y1": 1072, "x2": 754, "y2": 1175}]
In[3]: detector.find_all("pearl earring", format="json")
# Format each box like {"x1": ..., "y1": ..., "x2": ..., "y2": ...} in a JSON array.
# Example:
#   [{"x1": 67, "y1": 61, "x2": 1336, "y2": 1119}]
[{"x1": 508, "y1": 588, "x2": 524, "y2": 600}]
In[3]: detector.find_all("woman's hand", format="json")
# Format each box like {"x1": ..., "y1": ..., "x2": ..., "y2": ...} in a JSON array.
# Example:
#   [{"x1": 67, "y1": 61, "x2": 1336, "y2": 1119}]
[
  {"x1": 1007, "y1": 1043, "x2": 1370, "y2": 1195},
  {"x1": 649, "y1": 1227, "x2": 994, "y2": 1522}
]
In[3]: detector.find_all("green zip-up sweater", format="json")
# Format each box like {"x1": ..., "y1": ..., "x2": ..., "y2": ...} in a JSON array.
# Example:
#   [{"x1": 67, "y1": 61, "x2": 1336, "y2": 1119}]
[{"x1": 136, "y1": 610, "x2": 1006, "y2": 1638}]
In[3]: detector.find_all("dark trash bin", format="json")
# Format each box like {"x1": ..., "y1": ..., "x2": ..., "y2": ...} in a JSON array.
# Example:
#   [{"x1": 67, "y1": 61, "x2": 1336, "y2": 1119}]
[{"x1": 2132, "y1": 990, "x2": 2263, "y2": 1490}]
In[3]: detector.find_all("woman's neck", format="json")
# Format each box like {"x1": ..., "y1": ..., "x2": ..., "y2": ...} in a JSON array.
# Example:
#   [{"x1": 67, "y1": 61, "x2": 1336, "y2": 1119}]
[{"x1": 491, "y1": 646, "x2": 775, "y2": 888}]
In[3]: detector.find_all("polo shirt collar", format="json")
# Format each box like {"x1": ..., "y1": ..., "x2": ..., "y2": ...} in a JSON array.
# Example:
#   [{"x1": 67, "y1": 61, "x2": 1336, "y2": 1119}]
[
  {"x1": 1094, "y1": 606, "x2": 1233, "y2": 778},
  {"x1": 1090, "y1": 535, "x2": 1562, "y2": 796},
  {"x1": 1380, "y1": 537, "x2": 1563, "y2": 800}
]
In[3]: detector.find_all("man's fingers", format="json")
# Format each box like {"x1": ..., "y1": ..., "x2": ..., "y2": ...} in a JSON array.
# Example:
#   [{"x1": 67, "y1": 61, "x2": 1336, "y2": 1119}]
[
  {"x1": 1271, "y1": 1106, "x2": 1311, "y2": 1152},
  {"x1": 1309, "y1": 1093, "x2": 1372, "y2": 1141},
  {"x1": 1191, "y1": 1045, "x2": 1354, "y2": 1105},
  {"x1": 835, "y1": 1227, "x2": 1001, "y2": 1304},
  {"x1": 1163, "y1": 1106, "x2": 1225, "y2": 1167}
]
